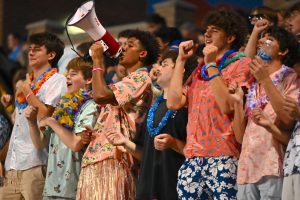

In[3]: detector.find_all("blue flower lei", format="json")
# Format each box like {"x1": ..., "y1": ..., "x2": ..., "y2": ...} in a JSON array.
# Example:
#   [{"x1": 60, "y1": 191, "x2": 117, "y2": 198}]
[
  {"x1": 147, "y1": 95, "x2": 176, "y2": 137},
  {"x1": 200, "y1": 49, "x2": 238, "y2": 81}
]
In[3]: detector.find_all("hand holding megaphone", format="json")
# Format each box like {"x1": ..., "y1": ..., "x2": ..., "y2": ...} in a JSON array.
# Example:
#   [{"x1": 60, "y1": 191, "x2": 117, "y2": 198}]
[{"x1": 89, "y1": 42, "x2": 105, "y2": 65}]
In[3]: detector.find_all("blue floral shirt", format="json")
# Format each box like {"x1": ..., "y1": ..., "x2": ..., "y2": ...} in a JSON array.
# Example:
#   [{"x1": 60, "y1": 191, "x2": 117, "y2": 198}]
[
  {"x1": 284, "y1": 121, "x2": 300, "y2": 176},
  {"x1": 0, "y1": 114, "x2": 10, "y2": 149}
]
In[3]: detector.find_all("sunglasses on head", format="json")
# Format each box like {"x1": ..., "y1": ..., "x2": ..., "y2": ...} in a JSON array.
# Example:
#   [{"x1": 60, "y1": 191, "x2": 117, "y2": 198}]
[{"x1": 248, "y1": 14, "x2": 266, "y2": 22}]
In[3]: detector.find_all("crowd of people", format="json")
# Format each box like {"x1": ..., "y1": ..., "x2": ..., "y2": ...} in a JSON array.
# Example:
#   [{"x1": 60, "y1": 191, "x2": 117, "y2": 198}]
[{"x1": 0, "y1": 2, "x2": 299, "y2": 200}]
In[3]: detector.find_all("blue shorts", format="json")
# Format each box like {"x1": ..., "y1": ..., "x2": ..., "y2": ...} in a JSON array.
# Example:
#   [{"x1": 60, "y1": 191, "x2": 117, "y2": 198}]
[{"x1": 177, "y1": 156, "x2": 238, "y2": 200}]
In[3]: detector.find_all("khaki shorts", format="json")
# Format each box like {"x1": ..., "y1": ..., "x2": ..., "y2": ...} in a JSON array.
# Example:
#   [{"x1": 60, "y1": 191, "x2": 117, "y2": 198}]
[
  {"x1": 0, "y1": 165, "x2": 46, "y2": 200},
  {"x1": 282, "y1": 174, "x2": 300, "y2": 200}
]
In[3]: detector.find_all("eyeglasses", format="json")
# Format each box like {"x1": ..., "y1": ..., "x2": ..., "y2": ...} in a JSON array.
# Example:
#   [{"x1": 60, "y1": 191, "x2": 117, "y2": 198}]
[{"x1": 248, "y1": 14, "x2": 266, "y2": 22}]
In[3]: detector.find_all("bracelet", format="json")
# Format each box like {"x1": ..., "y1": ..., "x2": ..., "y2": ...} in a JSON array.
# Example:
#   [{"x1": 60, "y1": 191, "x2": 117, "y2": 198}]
[
  {"x1": 25, "y1": 91, "x2": 34, "y2": 101},
  {"x1": 205, "y1": 62, "x2": 217, "y2": 70},
  {"x1": 92, "y1": 67, "x2": 104, "y2": 72},
  {"x1": 201, "y1": 65, "x2": 221, "y2": 81}
]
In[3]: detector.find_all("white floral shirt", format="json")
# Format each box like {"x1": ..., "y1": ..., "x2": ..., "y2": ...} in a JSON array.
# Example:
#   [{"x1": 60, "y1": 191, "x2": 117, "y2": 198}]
[{"x1": 284, "y1": 121, "x2": 300, "y2": 176}]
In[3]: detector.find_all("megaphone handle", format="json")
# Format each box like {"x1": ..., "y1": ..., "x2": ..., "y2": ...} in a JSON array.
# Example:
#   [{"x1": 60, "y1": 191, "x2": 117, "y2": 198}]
[{"x1": 89, "y1": 40, "x2": 109, "y2": 57}]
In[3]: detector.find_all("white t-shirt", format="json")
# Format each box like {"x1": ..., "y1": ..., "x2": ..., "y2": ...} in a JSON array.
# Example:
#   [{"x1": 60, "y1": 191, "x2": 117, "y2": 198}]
[{"x1": 5, "y1": 73, "x2": 67, "y2": 171}]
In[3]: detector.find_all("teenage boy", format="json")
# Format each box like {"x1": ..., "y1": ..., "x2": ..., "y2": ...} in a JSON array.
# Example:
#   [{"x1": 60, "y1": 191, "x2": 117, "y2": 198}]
[
  {"x1": 232, "y1": 26, "x2": 299, "y2": 199},
  {"x1": 76, "y1": 30, "x2": 160, "y2": 199},
  {"x1": 25, "y1": 57, "x2": 98, "y2": 199},
  {"x1": 0, "y1": 32, "x2": 67, "y2": 200},
  {"x1": 167, "y1": 9, "x2": 252, "y2": 199}
]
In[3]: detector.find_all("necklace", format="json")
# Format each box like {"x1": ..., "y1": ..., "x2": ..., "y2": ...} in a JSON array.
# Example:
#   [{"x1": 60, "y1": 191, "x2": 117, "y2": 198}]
[
  {"x1": 245, "y1": 65, "x2": 294, "y2": 118},
  {"x1": 15, "y1": 68, "x2": 57, "y2": 109},
  {"x1": 147, "y1": 95, "x2": 176, "y2": 137},
  {"x1": 52, "y1": 89, "x2": 91, "y2": 130},
  {"x1": 198, "y1": 50, "x2": 245, "y2": 80}
]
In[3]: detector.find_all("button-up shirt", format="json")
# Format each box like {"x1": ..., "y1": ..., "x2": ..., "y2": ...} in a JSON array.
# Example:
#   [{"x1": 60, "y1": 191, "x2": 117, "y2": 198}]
[{"x1": 5, "y1": 73, "x2": 67, "y2": 171}]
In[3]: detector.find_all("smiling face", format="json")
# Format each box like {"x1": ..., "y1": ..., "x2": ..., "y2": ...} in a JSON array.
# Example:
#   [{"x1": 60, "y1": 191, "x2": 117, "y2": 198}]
[
  {"x1": 28, "y1": 44, "x2": 54, "y2": 69},
  {"x1": 118, "y1": 37, "x2": 145, "y2": 68},
  {"x1": 156, "y1": 58, "x2": 175, "y2": 89},
  {"x1": 66, "y1": 69, "x2": 88, "y2": 94},
  {"x1": 204, "y1": 25, "x2": 233, "y2": 53}
]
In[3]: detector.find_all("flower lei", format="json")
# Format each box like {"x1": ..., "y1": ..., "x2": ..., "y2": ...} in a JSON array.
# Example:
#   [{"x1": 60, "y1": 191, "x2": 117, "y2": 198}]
[
  {"x1": 198, "y1": 49, "x2": 246, "y2": 80},
  {"x1": 147, "y1": 95, "x2": 176, "y2": 137},
  {"x1": 245, "y1": 65, "x2": 294, "y2": 118},
  {"x1": 52, "y1": 89, "x2": 91, "y2": 130},
  {"x1": 15, "y1": 68, "x2": 57, "y2": 109}
]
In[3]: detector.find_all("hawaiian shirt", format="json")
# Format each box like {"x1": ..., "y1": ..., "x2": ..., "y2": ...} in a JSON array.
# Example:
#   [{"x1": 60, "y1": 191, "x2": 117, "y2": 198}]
[
  {"x1": 284, "y1": 121, "x2": 300, "y2": 177},
  {"x1": 82, "y1": 68, "x2": 152, "y2": 167},
  {"x1": 43, "y1": 100, "x2": 98, "y2": 199},
  {"x1": 238, "y1": 67, "x2": 299, "y2": 184},
  {"x1": 184, "y1": 57, "x2": 252, "y2": 158},
  {"x1": 0, "y1": 114, "x2": 11, "y2": 149}
]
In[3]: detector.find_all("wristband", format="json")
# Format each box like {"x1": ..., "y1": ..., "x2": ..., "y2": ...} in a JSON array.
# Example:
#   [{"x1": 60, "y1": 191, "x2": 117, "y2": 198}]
[
  {"x1": 201, "y1": 65, "x2": 221, "y2": 81},
  {"x1": 25, "y1": 91, "x2": 34, "y2": 101},
  {"x1": 92, "y1": 67, "x2": 104, "y2": 72},
  {"x1": 205, "y1": 62, "x2": 217, "y2": 70}
]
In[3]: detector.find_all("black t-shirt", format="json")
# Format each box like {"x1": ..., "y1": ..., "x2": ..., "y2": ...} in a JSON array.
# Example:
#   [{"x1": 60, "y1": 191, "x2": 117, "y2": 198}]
[{"x1": 135, "y1": 99, "x2": 188, "y2": 200}]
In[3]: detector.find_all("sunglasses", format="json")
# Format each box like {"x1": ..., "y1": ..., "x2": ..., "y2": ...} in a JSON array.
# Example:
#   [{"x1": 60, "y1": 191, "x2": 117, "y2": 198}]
[{"x1": 248, "y1": 14, "x2": 266, "y2": 22}]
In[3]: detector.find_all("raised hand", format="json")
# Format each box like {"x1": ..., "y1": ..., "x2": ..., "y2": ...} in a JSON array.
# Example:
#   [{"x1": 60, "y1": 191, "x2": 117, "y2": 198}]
[
  {"x1": 249, "y1": 56, "x2": 269, "y2": 83},
  {"x1": 154, "y1": 133, "x2": 175, "y2": 151},
  {"x1": 90, "y1": 42, "x2": 104, "y2": 66},
  {"x1": 1, "y1": 94, "x2": 13, "y2": 107},
  {"x1": 203, "y1": 44, "x2": 218, "y2": 64},
  {"x1": 252, "y1": 108, "x2": 272, "y2": 128},
  {"x1": 253, "y1": 19, "x2": 270, "y2": 35},
  {"x1": 178, "y1": 40, "x2": 197, "y2": 62}
]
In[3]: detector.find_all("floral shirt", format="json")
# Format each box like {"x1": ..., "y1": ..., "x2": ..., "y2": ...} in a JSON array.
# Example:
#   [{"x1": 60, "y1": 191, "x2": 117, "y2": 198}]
[
  {"x1": 82, "y1": 68, "x2": 152, "y2": 167},
  {"x1": 184, "y1": 57, "x2": 252, "y2": 158},
  {"x1": 0, "y1": 114, "x2": 11, "y2": 149},
  {"x1": 238, "y1": 66, "x2": 299, "y2": 184},
  {"x1": 43, "y1": 100, "x2": 98, "y2": 199},
  {"x1": 284, "y1": 121, "x2": 300, "y2": 177}
]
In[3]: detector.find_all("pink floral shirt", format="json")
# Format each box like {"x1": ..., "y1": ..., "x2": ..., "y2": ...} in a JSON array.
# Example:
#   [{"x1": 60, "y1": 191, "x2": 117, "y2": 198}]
[
  {"x1": 82, "y1": 68, "x2": 152, "y2": 167},
  {"x1": 184, "y1": 57, "x2": 252, "y2": 158},
  {"x1": 237, "y1": 66, "x2": 300, "y2": 184}
]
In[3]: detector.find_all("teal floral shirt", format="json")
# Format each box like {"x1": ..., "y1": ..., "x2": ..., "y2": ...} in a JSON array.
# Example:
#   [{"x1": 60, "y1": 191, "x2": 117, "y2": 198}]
[{"x1": 43, "y1": 100, "x2": 98, "y2": 199}]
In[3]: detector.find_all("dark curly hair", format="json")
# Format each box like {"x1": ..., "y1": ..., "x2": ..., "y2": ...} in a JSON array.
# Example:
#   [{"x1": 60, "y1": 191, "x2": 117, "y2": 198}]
[
  {"x1": 204, "y1": 8, "x2": 248, "y2": 50},
  {"x1": 264, "y1": 26, "x2": 299, "y2": 67},
  {"x1": 127, "y1": 29, "x2": 160, "y2": 66},
  {"x1": 28, "y1": 32, "x2": 65, "y2": 68}
]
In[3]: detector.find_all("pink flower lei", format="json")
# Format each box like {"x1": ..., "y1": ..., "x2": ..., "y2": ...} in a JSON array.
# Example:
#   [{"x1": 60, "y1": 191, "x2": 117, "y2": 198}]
[{"x1": 245, "y1": 65, "x2": 294, "y2": 118}]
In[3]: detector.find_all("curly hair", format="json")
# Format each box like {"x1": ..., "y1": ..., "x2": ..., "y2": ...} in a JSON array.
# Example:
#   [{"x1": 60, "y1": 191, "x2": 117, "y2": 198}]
[
  {"x1": 28, "y1": 32, "x2": 65, "y2": 68},
  {"x1": 127, "y1": 29, "x2": 160, "y2": 66},
  {"x1": 204, "y1": 8, "x2": 248, "y2": 50},
  {"x1": 264, "y1": 26, "x2": 299, "y2": 67}
]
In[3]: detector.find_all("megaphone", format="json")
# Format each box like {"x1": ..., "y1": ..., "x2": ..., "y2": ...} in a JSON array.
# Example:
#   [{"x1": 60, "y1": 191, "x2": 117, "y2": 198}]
[{"x1": 66, "y1": 0, "x2": 122, "y2": 58}]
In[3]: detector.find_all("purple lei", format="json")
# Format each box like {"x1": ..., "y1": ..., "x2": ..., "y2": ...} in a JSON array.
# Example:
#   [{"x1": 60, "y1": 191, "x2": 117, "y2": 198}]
[{"x1": 246, "y1": 65, "x2": 294, "y2": 118}]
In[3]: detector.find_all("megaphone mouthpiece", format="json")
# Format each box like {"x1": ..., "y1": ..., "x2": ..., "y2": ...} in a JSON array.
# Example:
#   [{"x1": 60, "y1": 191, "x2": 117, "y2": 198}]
[{"x1": 67, "y1": 0, "x2": 121, "y2": 58}]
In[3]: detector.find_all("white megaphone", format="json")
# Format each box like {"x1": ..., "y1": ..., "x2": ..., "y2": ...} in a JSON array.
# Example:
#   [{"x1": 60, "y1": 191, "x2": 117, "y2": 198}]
[{"x1": 67, "y1": 0, "x2": 122, "y2": 58}]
